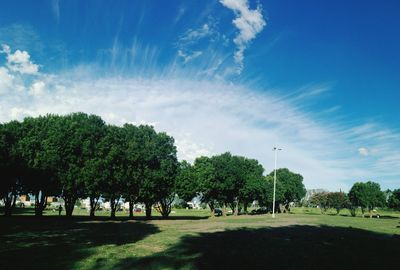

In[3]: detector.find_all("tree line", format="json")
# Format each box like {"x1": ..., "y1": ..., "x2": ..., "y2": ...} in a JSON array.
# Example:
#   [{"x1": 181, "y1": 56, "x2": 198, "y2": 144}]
[
  {"x1": 0, "y1": 113, "x2": 307, "y2": 218},
  {"x1": 308, "y1": 182, "x2": 400, "y2": 217}
]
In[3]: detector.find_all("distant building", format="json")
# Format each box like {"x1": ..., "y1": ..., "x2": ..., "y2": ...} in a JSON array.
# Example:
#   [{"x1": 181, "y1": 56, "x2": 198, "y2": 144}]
[{"x1": 47, "y1": 197, "x2": 58, "y2": 203}]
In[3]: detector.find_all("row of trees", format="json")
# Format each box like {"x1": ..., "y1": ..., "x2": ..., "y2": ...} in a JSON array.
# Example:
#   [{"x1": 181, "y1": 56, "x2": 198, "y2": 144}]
[
  {"x1": 309, "y1": 181, "x2": 399, "y2": 217},
  {"x1": 177, "y1": 155, "x2": 306, "y2": 216},
  {"x1": 0, "y1": 113, "x2": 178, "y2": 218},
  {"x1": 1, "y1": 113, "x2": 307, "y2": 218}
]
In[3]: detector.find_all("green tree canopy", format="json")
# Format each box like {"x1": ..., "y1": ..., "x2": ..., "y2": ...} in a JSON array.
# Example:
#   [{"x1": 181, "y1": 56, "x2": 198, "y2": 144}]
[
  {"x1": 267, "y1": 168, "x2": 306, "y2": 212},
  {"x1": 348, "y1": 181, "x2": 386, "y2": 217},
  {"x1": 388, "y1": 189, "x2": 400, "y2": 210}
]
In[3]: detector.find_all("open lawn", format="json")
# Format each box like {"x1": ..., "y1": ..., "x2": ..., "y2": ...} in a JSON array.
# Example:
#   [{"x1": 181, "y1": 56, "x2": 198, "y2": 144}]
[{"x1": 1, "y1": 208, "x2": 399, "y2": 270}]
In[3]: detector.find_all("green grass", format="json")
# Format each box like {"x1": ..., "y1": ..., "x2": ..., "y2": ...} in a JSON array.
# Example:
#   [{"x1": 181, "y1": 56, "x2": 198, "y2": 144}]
[{"x1": 1, "y1": 207, "x2": 399, "y2": 269}]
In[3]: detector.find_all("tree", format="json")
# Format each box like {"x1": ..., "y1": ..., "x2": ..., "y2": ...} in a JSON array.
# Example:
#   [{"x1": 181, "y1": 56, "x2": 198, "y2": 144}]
[
  {"x1": 309, "y1": 192, "x2": 329, "y2": 214},
  {"x1": 121, "y1": 124, "x2": 141, "y2": 218},
  {"x1": 327, "y1": 192, "x2": 349, "y2": 214},
  {"x1": 81, "y1": 157, "x2": 107, "y2": 217},
  {"x1": 348, "y1": 181, "x2": 386, "y2": 218},
  {"x1": 18, "y1": 116, "x2": 62, "y2": 216},
  {"x1": 99, "y1": 125, "x2": 127, "y2": 219},
  {"x1": 236, "y1": 157, "x2": 265, "y2": 214},
  {"x1": 136, "y1": 126, "x2": 178, "y2": 218},
  {"x1": 267, "y1": 168, "x2": 306, "y2": 213},
  {"x1": 0, "y1": 121, "x2": 23, "y2": 216},
  {"x1": 175, "y1": 160, "x2": 198, "y2": 202},
  {"x1": 194, "y1": 156, "x2": 218, "y2": 215},
  {"x1": 52, "y1": 113, "x2": 105, "y2": 217},
  {"x1": 388, "y1": 189, "x2": 400, "y2": 210}
]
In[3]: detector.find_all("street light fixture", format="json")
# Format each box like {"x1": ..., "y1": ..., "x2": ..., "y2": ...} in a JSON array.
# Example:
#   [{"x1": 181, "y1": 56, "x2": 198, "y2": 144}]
[{"x1": 272, "y1": 147, "x2": 282, "y2": 218}]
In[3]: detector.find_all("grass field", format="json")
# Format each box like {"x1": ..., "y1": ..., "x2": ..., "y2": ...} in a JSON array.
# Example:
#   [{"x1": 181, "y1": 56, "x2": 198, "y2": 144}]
[{"x1": 1, "y1": 207, "x2": 399, "y2": 269}]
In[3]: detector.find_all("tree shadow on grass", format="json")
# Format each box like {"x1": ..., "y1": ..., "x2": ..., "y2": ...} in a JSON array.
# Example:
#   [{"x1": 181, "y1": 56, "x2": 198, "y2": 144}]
[
  {"x1": 133, "y1": 216, "x2": 210, "y2": 221},
  {"x1": 0, "y1": 216, "x2": 160, "y2": 270},
  {"x1": 116, "y1": 225, "x2": 400, "y2": 270}
]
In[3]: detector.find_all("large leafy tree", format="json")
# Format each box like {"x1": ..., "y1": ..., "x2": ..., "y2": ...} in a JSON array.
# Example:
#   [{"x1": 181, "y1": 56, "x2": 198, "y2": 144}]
[
  {"x1": 195, "y1": 153, "x2": 267, "y2": 216},
  {"x1": 267, "y1": 168, "x2": 306, "y2": 213},
  {"x1": 52, "y1": 113, "x2": 105, "y2": 217},
  {"x1": 18, "y1": 116, "x2": 61, "y2": 216},
  {"x1": 237, "y1": 157, "x2": 265, "y2": 214},
  {"x1": 0, "y1": 121, "x2": 24, "y2": 216},
  {"x1": 98, "y1": 125, "x2": 127, "y2": 219},
  {"x1": 194, "y1": 156, "x2": 218, "y2": 214},
  {"x1": 137, "y1": 126, "x2": 178, "y2": 218},
  {"x1": 121, "y1": 124, "x2": 142, "y2": 218},
  {"x1": 348, "y1": 181, "x2": 386, "y2": 217}
]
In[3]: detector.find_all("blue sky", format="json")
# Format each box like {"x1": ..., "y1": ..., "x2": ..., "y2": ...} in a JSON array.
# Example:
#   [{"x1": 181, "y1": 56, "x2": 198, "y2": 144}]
[{"x1": 0, "y1": 0, "x2": 399, "y2": 191}]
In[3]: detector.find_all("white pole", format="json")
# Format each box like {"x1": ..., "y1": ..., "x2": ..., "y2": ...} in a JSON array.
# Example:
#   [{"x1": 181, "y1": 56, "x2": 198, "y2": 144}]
[{"x1": 272, "y1": 148, "x2": 277, "y2": 218}]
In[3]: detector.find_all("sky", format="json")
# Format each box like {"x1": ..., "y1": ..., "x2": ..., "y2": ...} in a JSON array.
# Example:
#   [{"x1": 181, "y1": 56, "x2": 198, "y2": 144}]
[{"x1": 0, "y1": 0, "x2": 399, "y2": 191}]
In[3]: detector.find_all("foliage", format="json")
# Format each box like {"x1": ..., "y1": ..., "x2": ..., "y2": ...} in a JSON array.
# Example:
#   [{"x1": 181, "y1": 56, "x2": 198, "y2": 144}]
[
  {"x1": 0, "y1": 121, "x2": 24, "y2": 216},
  {"x1": 267, "y1": 168, "x2": 306, "y2": 212},
  {"x1": 327, "y1": 192, "x2": 349, "y2": 214},
  {"x1": 388, "y1": 189, "x2": 400, "y2": 210},
  {"x1": 175, "y1": 160, "x2": 198, "y2": 202},
  {"x1": 309, "y1": 192, "x2": 329, "y2": 213},
  {"x1": 348, "y1": 181, "x2": 386, "y2": 217}
]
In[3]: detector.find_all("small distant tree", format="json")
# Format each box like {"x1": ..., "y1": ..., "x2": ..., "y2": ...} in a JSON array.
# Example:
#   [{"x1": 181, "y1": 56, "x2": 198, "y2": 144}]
[
  {"x1": 348, "y1": 181, "x2": 386, "y2": 218},
  {"x1": 310, "y1": 192, "x2": 329, "y2": 214},
  {"x1": 327, "y1": 192, "x2": 349, "y2": 214},
  {"x1": 388, "y1": 189, "x2": 400, "y2": 210}
]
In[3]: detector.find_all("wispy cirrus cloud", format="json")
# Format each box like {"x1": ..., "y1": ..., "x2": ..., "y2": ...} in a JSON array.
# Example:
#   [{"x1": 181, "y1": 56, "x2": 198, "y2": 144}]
[
  {"x1": 1, "y1": 44, "x2": 399, "y2": 191},
  {"x1": 219, "y1": 0, "x2": 266, "y2": 74}
]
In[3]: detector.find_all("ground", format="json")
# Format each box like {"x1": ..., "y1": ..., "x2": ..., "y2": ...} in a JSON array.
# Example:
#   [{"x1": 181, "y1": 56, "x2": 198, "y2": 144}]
[{"x1": 0, "y1": 207, "x2": 399, "y2": 269}]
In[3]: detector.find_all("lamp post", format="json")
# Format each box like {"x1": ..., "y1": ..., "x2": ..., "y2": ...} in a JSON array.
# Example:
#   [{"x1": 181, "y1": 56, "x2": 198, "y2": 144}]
[{"x1": 272, "y1": 147, "x2": 282, "y2": 218}]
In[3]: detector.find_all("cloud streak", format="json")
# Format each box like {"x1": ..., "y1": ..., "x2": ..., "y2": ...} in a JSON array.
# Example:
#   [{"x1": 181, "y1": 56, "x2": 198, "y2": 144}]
[
  {"x1": 1, "y1": 44, "x2": 399, "y2": 191},
  {"x1": 220, "y1": 0, "x2": 266, "y2": 74}
]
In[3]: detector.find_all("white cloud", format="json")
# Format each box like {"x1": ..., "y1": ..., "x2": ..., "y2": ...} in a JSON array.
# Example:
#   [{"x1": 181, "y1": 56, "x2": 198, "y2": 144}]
[
  {"x1": 179, "y1": 23, "x2": 213, "y2": 45},
  {"x1": 0, "y1": 67, "x2": 14, "y2": 94},
  {"x1": 1, "y1": 47, "x2": 399, "y2": 192},
  {"x1": 29, "y1": 80, "x2": 46, "y2": 96},
  {"x1": 1, "y1": 45, "x2": 39, "y2": 74},
  {"x1": 358, "y1": 147, "x2": 369, "y2": 156},
  {"x1": 220, "y1": 0, "x2": 266, "y2": 74},
  {"x1": 178, "y1": 50, "x2": 203, "y2": 63},
  {"x1": 2, "y1": 69, "x2": 400, "y2": 191}
]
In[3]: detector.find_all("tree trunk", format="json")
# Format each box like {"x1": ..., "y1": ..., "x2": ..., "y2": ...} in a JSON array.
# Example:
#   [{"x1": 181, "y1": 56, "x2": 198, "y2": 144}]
[
  {"x1": 129, "y1": 200, "x2": 134, "y2": 218},
  {"x1": 234, "y1": 199, "x2": 239, "y2": 216},
  {"x1": 208, "y1": 202, "x2": 215, "y2": 218},
  {"x1": 159, "y1": 198, "x2": 173, "y2": 219},
  {"x1": 89, "y1": 196, "x2": 99, "y2": 218},
  {"x1": 145, "y1": 203, "x2": 152, "y2": 218},
  {"x1": 243, "y1": 203, "x2": 248, "y2": 214},
  {"x1": 3, "y1": 187, "x2": 18, "y2": 216},
  {"x1": 222, "y1": 204, "x2": 227, "y2": 216},
  {"x1": 34, "y1": 190, "x2": 47, "y2": 217},
  {"x1": 64, "y1": 196, "x2": 76, "y2": 217},
  {"x1": 110, "y1": 198, "x2": 119, "y2": 219},
  {"x1": 350, "y1": 207, "x2": 356, "y2": 217}
]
